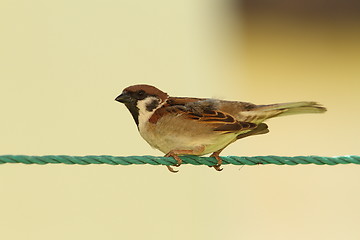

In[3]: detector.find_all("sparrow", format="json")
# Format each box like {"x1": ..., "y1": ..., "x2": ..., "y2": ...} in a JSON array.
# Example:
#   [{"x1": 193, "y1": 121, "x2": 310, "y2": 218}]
[{"x1": 115, "y1": 84, "x2": 326, "y2": 172}]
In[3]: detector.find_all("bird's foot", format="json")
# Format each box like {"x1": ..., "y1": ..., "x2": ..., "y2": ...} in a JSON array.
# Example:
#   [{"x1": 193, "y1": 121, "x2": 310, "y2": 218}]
[
  {"x1": 209, "y1": 152, "x2": 223, "y2": 171},
  {"x1": 164, "y1": 151, "x2": 183, "y2": 173}
]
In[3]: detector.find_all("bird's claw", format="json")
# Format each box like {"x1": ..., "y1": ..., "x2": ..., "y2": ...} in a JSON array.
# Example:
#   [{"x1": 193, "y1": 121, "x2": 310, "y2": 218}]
[
  {"x1": 210, "y1": 153, "x2": 223, "y2": 171},
  {"x1": 213, "y1": 164, "x2": 223, "y2": 171},
  {"x1": 164, "y1": 151, "x2": 183, "y2": 173},
  {"x1": 166, "y1": 165, "x2": 179, "y2": 173}
]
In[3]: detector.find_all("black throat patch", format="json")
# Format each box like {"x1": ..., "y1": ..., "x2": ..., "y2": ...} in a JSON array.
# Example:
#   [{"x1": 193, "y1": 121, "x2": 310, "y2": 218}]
[{"x1": 124, "y1": 102, "x2": 140, "y2": 126}]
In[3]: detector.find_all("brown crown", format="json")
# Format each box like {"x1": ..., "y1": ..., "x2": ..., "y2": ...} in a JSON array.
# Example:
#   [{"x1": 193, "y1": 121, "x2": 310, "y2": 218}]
[{"x1": 123, "y1": 84, "x2": 169, "y2": 102}]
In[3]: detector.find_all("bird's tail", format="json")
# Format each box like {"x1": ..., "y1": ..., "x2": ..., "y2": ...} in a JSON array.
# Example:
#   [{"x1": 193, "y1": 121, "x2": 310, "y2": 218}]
[
  {"x1": 241, "y1": 101, "x2": 327, "y2": 123},
  {"x1": 256, "y1": 101, "x2": 327, "y2": 117}
]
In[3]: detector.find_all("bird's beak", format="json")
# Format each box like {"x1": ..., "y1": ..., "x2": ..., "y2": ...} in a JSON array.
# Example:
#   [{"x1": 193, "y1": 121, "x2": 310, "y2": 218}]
[{"x1": 115, "y1": 92, "x2": 131, "y2": 103}]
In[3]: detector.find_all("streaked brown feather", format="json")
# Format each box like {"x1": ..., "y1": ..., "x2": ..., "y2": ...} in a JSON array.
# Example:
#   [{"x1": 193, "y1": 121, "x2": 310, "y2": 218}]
[{"x1": 149, "y1": 98, "x2": 258, "y2": 134}]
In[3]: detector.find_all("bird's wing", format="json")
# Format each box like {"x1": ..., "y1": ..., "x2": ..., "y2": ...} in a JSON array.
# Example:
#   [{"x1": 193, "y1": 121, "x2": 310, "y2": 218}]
[
  {"x1": 150, "y1": 97, "x2": 258, "y2": 134},
  {"x1": 185, "y1": 108, "x2": 258, "y2": 133}
]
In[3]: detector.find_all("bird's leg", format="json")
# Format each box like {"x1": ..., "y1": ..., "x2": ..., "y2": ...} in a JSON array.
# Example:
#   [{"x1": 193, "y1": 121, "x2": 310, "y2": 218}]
[
  {"x1": 164, "y1": 150, "x2": 191, "y2": 173},
  {"x1": 164, "y1": 146, "x2": 205, "y2": 173},
  {"x1": 210, "y1": 149, "x2": 225, "y2": 171},
  {"x1": 164, "y1": 151, "x2": 182, "y2": 173}
]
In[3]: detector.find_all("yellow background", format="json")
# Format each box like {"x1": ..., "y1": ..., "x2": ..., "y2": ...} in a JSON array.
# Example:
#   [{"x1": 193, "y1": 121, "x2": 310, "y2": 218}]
[{"x1": 1, "y1": 1, "x2": 359, "y2": 239}]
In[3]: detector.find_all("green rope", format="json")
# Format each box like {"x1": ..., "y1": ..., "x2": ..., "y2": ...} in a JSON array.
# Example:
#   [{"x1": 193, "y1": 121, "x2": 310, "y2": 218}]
[{"x1": 0, "y1": 155, "x2": 359, "y2": 166}]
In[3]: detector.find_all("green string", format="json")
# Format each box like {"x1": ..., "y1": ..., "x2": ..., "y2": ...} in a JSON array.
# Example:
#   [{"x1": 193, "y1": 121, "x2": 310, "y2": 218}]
[{"x1": 0, "y1": 155, "x2": 359, "y2": 166}]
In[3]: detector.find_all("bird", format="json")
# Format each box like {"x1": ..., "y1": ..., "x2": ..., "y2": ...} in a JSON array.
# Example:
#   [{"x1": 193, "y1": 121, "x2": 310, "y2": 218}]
[{"x1": 115, "y1": 84, "x2": 326, "y2": 172}]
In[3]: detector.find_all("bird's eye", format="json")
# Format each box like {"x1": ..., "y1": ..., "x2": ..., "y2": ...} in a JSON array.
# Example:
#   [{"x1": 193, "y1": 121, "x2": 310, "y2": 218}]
[{"x1": 137, "y1": 90, "x2": 145, "y2": 96}]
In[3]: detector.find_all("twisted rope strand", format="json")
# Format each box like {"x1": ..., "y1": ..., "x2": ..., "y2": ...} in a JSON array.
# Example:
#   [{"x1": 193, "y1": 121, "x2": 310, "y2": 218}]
[{"x1": 0, "y1": 155, "x2": 359, "y2": 166}]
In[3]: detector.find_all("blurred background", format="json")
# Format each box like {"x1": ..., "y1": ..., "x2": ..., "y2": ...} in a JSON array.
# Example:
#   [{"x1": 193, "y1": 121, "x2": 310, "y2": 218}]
[{"x1": 0, "y1": 0, "x2": 359, "y2": 239}]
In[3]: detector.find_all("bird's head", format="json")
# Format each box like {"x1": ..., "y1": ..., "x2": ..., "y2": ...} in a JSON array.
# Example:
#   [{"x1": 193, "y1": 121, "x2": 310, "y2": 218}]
[{"x1": 115, "y1": 84, "x2": 169, "y2": 125}]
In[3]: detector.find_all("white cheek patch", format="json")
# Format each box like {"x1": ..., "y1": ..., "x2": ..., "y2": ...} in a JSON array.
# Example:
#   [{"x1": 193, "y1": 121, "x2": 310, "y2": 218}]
[{"x1": 137, "y1": 97, "x2": 164, "y2": 127}]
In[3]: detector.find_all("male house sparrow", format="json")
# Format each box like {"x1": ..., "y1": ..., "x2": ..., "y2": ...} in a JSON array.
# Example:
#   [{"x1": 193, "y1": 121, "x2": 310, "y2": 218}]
[{"x1": 115, "y1": 84, "x2": 326, "y2": 172}]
